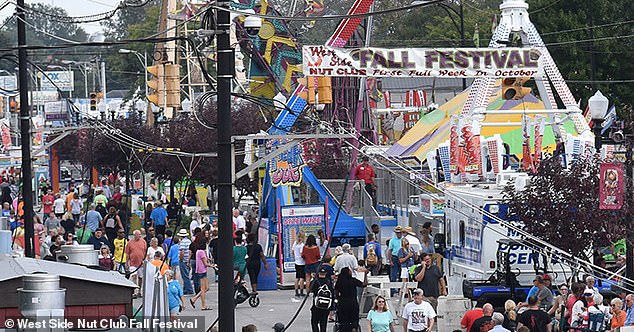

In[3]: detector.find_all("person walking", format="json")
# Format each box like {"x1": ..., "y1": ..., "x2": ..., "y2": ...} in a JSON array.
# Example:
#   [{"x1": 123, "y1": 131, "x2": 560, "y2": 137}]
[
  {"x1": 125, "y1": 230, "x2": 147, "y2": 298},
  {"x1": 402, "y1": 288, "x2": 436, "y2": 332},
  {"x1": 398, "y1": 238, "x2": 416, "y2": 283},
  {"x1": 517, "y1": 296, "x2": 552, "y2": 332},
  {"x1": 102, "y1": 207, "x2": 123, "y2": 244},
  {"x1": 53, "y1": 193, "x2": 65, "y2": 219},
  {"x1": 316, "y1": 229, "x2": 328, "y2": 257},
  {"x1": 190, "y1": 235, "x2": 213, "y2": 311},
  {"x1": 70, "y1": 193, "x2": 82, "y2": 224},
  {"x1": 98, "y1": 245, "x2": 114, "y2": 271},
  {"x1": 233, "y1": 236, "x2": 248, "y2": 280},
  {"x1": 246, "y1": 232, "x2": 267, "y2": 294},
  {"x1": 166, "y1": 270, "x2": 184, "y2": 321},
  {"x1": 309, "y1": 266, "x2": 334, "y2": 332},
  {"x1": 355, "y1": 156, "x2": 377, "y2": 206},
  {"x1": 367, "y1": 295, "x2": 395, "y2": 332},
  {"x1": 292, "y1": 231, "x2": 306, "y2": 297},
  {"x1": 335, "y1": 267, "x2": 368, "y2": 332},
  {"x1": 387, "y1": 226, "x2": 403, "y2": 295},
  {"x1": 491, "y1": 312, "x2": 511, "y2": 332},
  {"x1": 177, "y1": 229, "x2": 194, "y2": 295},
  {"x1": 413, "y1": 253, "x2": 446, "y2": 312},
  {"x1": 364, "y1": 233, "x2": 382, "y2": 276},
  {"x1": 150, "y1": 201, "x2": 168, "y2": 237},
  {"x1": 302, "y1": 234, "x2": 321, "y2": 290},
  {"x1": 112, "y1": 229, "x2": 128, "y2": 273}
]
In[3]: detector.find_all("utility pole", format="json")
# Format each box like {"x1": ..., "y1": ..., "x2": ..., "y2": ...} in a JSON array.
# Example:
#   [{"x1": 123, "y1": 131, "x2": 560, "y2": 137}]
[
  {"x1": 17, "y1": 0, "x2": 34, "y2": 258},
  {"x1": 216, "y1": 0, "x2": 234, "y2": 330}
]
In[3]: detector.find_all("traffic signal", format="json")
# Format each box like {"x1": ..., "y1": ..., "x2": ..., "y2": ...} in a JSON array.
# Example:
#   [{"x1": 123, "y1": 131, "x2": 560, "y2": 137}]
[
  {"x1": 502, "y1": 77, "x2": 532, "y2": 100},
  {"x1": 89, "y1": 92, "x2": 98, "y2": 111},
  {"x1": 305, "y1": 77, "x2": 332, "y2": 105},
  {"x1": 147, "y1": 63, "x2": 181, "y2": 108},
  {"x1": 8, "y1": 96, "x2": 18, "y2": 113},
  {"x1": 164, "y1": 64, "x2": 181, "y2": 108},
  {"x1": 147, "y1": 64, "x2": 165, "y2": 107},
  {"x1": 317, "y1": 77, "x2": 332, "y2": 104}
]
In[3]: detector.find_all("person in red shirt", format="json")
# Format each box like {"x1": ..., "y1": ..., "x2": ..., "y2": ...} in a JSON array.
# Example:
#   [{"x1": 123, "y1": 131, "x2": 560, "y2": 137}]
[
  {"x1": 355, "y1": 156, "x2": 376, "y2": 207},
  {"x1": 461, "y1": 305, "x2": 485, "y2": 332},
  {"x1": 42, "y1": 190, "x2": 54, "y2": 222}
]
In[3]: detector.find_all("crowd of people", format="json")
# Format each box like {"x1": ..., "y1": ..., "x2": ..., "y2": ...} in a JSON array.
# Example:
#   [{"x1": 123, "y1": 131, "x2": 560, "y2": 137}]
[{"x1": 458, "y1": 275, "x2": 632, "y2": 332}]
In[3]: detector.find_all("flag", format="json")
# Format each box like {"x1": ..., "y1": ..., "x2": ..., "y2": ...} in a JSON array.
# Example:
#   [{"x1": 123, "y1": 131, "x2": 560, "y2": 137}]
[{"x1": 601, "y1": 105, "x2": 617, "y2": 134}]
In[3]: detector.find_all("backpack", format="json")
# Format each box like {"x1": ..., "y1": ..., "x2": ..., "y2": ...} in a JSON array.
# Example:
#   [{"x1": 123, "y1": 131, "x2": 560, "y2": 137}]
[
  {"x1": 314, "y1": 282, "x2": 333, "y2": 310},
  {"x1": 366, "y1": 245, "x2": 378, "y2": 266}
]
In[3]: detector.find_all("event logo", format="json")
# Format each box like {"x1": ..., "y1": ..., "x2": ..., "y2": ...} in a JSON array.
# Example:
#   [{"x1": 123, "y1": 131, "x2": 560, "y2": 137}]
[{"x1": 269, "y1": 145, "x2": 305, "y2": 187}]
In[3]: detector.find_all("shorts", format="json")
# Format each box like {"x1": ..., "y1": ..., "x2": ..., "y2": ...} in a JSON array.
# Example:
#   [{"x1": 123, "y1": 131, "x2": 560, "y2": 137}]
[
  {"x1": 400, "y1": 267, "x2": 410, "y2": 279},
  {"x1": 295, "y1": 264, "x2": 306, "y2": 279},
  {"x1": 169, "y1": 307, "x2": 179, "y2": 315},
  {"x1": 305, "y1": 262, "x2": 320, "y2": 274},
  {"x1": 195, "y1": 272, "x2": 207, "y2": 279},
  {"x1": 170, "y1": 265, "x2": 179, "y2": 276},
  {"x1": 130, "y1": 265, "x2": 142, "y2": 278}
]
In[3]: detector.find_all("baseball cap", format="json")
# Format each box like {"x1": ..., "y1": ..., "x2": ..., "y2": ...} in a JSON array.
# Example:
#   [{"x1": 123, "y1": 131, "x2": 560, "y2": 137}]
[
  {"x1": 318, "y1": 266, "x2": 328, "y2": 274},
  {"x1": 412, "y1": 288, "x2": 424, "y2": 296},
  {"x1": 583, "y1": 289, "x2": 594, "y2": 296},
  {"x1": 272, "y1": 322, "x2": 285, "y2": 331},
  {"x1": 542, "y1": 273, "x2": 551, "y2": 281}
]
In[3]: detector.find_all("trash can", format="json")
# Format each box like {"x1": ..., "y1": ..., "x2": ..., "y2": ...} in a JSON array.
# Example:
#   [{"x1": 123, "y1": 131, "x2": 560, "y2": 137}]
[{"x1": 257, "y1": 257, "x2": 278, "y2": 291}]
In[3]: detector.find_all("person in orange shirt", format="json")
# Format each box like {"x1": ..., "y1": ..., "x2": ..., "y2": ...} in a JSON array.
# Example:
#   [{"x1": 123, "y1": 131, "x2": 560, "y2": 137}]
[
  {"x1": 150, "y1": 251, "x2": 169, "y2": 275},
  {"x1": 611, "y1": 297, "x2": 626, "y2": 330},
  {"x1": 65, "y1": 190, "x2": 74, "y2": 212}
]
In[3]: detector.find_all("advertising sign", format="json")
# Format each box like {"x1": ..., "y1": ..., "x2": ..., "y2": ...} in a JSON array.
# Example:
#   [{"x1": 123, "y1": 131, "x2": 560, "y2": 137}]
[
  {"x1": 40, "y1": 71, "x2": 74, "y2": 92},
  {"x1": 599, "y1": 163, "x2": 624, "y2": 210},
  {"x1": 303, "y1": 46, "x2": 542, "y2": 78},
  {"x1": 44, "y1": 101, "x2": 68, "y2": 121},
  {"x1": 279, "y1": 205, "x2": 325, "y2": 272},
  {"x1": 420, "y1": 195, "x2": 445, "y2": 217},
  {"x1": 269, "y1": 144, "x2": 306, "y2": 187}
]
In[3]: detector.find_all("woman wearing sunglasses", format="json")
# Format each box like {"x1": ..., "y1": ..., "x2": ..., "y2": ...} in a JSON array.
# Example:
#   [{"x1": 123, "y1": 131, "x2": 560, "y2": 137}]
[
  {"x1": 610, "y1": 298, "x2": 625, "y2": 331},
  {"x1": 367, "y1": 296, "x2": 394, "y2": 332}
]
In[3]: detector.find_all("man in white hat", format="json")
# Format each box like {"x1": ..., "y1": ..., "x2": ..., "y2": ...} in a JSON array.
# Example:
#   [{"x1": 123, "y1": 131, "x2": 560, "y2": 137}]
[
  {"x1": 402, "y1": 288, "x2": 436, "y2": 332},
  {"x1": 404, "y1": 226, "x2": 422, "y2": 255},
  {"x1": 177, "y1": 229, "x2": 194, "y2": 295}
]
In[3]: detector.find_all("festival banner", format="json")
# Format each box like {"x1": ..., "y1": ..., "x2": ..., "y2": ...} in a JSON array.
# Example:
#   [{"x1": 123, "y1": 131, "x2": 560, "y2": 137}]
[
  {"x1": 303, "y1": 46, "x2": 543, "y2": 77},
  {"x1": 280, "y1": 205, "x2": 326, "y2": 272},
  {"x1": 599, "y1": 163, "x2": 624, "y2": 210}
]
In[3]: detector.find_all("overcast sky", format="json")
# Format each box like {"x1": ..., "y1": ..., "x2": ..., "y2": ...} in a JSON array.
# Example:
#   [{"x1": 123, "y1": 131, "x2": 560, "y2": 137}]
[{"x1": 0, "y1": 0, "x2": 122, "y2": 35}]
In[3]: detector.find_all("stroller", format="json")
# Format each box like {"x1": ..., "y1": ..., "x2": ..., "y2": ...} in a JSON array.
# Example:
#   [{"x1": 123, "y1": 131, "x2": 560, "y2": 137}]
[{"x1": 233, "y1": 270, "x2": 260, "y2": 308}]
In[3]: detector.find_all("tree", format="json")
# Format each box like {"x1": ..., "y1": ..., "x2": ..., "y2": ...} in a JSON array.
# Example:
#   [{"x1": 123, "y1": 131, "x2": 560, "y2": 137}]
[
  {"x1": 503, "y1": 156, "x2": 629, "y2": 258},
  {"x1": 529, "y1": 0, "x2": 634, "y2": 110}
]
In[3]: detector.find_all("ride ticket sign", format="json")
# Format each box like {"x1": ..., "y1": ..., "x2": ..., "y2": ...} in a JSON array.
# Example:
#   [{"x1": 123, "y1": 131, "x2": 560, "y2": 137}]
[{"x1": 302, "y1": 46, "x2": 543, "y2": 78}]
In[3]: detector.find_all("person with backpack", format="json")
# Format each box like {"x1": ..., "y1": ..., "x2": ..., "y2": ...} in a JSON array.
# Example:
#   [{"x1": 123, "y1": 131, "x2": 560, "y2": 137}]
[
  {"x1": 363, "y1": 233, "x2": 382, "y2": 276},
  {"x1": 101, "y1": 206, "x2": 123, "y2": 243},
  {"x1": 310, "y1": 266, "x2": 334, "y2": 332}
]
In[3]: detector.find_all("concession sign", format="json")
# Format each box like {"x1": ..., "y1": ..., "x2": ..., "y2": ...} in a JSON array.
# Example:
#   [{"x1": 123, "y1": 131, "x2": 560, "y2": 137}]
[{"x1": 302, "y1": 46, "x2": 543, "y2": 78}]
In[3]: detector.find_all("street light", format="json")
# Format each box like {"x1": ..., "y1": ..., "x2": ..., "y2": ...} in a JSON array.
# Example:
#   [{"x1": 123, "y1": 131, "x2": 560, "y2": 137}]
[
  {"x1": 590, "y1": 90, "x2": 634, "y2": 289},
  {"x1": 589, "y1": 90, "x2": 609, "y2": 151},
  {"x1": 118, "y1": 49, "x2": 148, "y2": 99}
]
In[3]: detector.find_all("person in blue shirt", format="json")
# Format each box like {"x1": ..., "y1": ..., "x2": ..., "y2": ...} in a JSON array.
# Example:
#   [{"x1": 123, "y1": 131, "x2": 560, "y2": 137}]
[
  {"x1": 363, "y1": 233, "x2": 382, "y2": 275},
  {"x1": 625, "y1": 294, "x2": 634, "y2": 326},
  {"x1": 166, "y1": 270, "x2": 183, "y2": 321},
  {"x1": 150, "y1": 201, "x2": 168, "y2": 237},
  {"x1": 386, "y1": 226, "x2": 403, "y2": 295},
  {"x1": 84, "y1": 204, "x2": 102, "y2": 233},
  {"x1": 167, "y1": 236, "x2": 181, "y2": 280}
]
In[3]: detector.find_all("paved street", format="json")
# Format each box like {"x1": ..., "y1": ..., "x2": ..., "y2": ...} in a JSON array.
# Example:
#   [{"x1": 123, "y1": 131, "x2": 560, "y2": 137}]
[{"x1": 135, "y1": 280, "x2": 335, "y2": 331}]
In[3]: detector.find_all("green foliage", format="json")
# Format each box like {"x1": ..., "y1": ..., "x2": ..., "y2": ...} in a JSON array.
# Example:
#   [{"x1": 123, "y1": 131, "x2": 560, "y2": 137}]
[
  {"x1": 529, "y1": 0, "x2": 634, "y2": 110},
  {"x1": 102, "y1": 4, "x2": 161, "y2": 94},
  {"x1": 503, "y1": 157, "x2": 629, "y2": 257}
]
